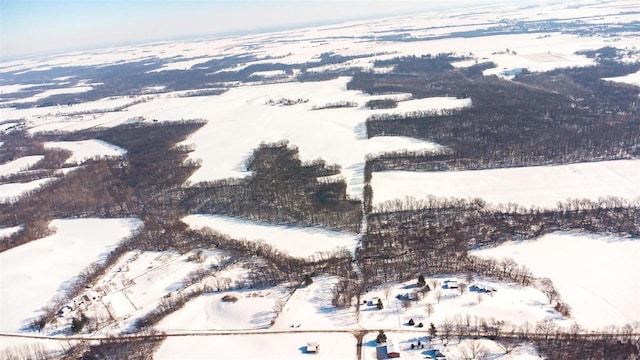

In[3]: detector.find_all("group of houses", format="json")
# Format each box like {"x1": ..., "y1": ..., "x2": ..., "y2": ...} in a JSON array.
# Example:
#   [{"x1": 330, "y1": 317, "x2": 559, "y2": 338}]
[{"x1": 376, "y1": 338, "x2": 446, "y2": 360}]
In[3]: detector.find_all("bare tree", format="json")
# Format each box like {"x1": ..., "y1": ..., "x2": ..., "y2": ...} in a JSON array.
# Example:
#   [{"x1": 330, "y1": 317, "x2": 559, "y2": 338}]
[
  {"x1": 430, "y1": 279, "x2": 440, "y2": 290},
  {"x1": 1, "y1": 343, "x2": 53, "y2": 360},
  {"x1": 538, "y1": 278, "x2": 559, "y2": 305},
  {"x1": 273, "y1": 299, "x2": 286, "y2": 315},
  {"x1": 425, "y1": 303, "x2": 434, "y2": 317},
  {"x1": 441, "y1": 318, "x2": 454, "y2": 343},
  {"x1": 460, "y1": 340, "x2": 489, "y2": 360},
  {"x1": 402, "y1": 298, "x2": 412, "y2": 310},
  {"x1": 536, "y1": 319, "x2": 557, "y2": 341},
  {"x1": 435, "y1": 290, "x2": 442, "y2": 304},
  {"x1": 458, "y1": 282, "x2": 468, "y2": 296},
  {"x1": 383, "y1": 286, "x2": 392, "y2": 300}
]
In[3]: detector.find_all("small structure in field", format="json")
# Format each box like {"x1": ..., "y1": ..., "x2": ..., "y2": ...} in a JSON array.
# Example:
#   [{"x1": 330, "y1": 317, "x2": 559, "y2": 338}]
[
  {"x1": 445, "y1": 280, "x2": 458, "y2": 289},
  {"x1": 387, "y1": 339, "x2": 400, "y2": 358},
  {"x1": 376, "y1": 338, "x2": 401, "y2": 359},
  {"x1": 474, "y1": 283, "x2": 497, "y2": 293},
  {"x1": 376, "y1": 345, "x2": 388, "y2": 360},
  {"x1": 369, "y1": 297, "x2": 380, "y2": 306},
  {"x1": 306, "y1": 342, "x2": 320, "y2": 353},
  {"x1": 424, "y1": 349, "x2": 446, "y2": 359}
]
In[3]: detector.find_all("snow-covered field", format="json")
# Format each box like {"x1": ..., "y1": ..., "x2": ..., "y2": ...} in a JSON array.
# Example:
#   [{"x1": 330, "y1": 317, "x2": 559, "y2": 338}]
[
  {"x1": 0, "y1": 177, "x2": 55, "y2": 204},
  {"x1": 44, "y1": 139, "x2": 126, "y2": 164},
  {"x1": 174, "y1": 77, "x2": 448, "y2": 198},
  {"x1": 0, "y1": 225, "x2": 22, "y2": 240},
  {"x1": 2, "y1": 85, "x2": 94, "y2": 105},
  {"x1": 156, "y1": 332, "x2": 357, "y2": 360},
  {"x1": 0, "y1": 155, "x2": 44, "y2": 177},
  {"x1": 183, "y1": 214, "x2": 360, "y2": 258},
  {"x1": 157, "y1": 287, "x2": 287, "y2": 332},
  {"x1": 473, "y1": 232, "x2": 640, "y2": 329},
  {"x1": 0, "y1": 218, "x2": 142, "y2": 332},
  {"x1": 371, "y1": 160, "x2": 640, "y2": 208},
  {"x1": 604, "y1": 69, "x2": 640, "y2": 87}
]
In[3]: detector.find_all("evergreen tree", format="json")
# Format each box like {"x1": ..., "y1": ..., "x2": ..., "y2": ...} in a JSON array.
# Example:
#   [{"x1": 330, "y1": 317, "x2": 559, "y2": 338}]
[{"x1": 429, "y1": 322, "x2": 437, "y2": 338}]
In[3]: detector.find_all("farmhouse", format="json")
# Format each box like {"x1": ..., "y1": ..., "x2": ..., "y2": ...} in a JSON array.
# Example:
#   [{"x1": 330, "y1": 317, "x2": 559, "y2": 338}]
[{"x1": 306, "y1": 342, "x2": 320, "y2": 353}]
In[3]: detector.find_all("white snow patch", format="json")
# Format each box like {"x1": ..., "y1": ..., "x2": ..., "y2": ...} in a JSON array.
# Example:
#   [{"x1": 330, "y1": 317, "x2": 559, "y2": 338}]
[
  {"x1": 183, "y1": 214, "x2": 360, "y2": 258},
  {"x1": 371, "y1": 160, "x2": 640, "y2": 208},
  {"x1": 156, "y1": 332, "x2": 356, "y2": 360},
  {"x1": 0, "y1": 225, "x2": 22, "y2": 240},
  {"x1": 0, "y1": 178, "x2": 55, "y2": 204},
  {"x1": 0, "y1": 155, "x2": 45, "y2": 177},
  {"x1": 44, "y1": 139, "x2": 126, "y2": 164},
  {"x1": 604, "y1": 70, "x2": 640, "y2": 87},
  {"x1": 2, "y1": 86, "x2": 93, "y2": 105},
  {"x1": 250, "y1": 69, "x2": 288, "y2": 78}
]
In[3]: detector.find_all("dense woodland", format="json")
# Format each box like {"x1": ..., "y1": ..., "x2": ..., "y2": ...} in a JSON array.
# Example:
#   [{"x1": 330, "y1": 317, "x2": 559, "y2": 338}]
[
  {"x1": 358, "y1": 196, "x2": 640, "y2": 287},
  {"x1": 351, "y1": 53, "x2": 640, "y2": 172},
  {"x1": 182, "y1": 141, "x2": 362, "y2": 232}
]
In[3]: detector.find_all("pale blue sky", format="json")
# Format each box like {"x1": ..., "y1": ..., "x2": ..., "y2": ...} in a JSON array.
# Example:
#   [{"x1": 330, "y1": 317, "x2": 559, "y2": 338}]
[{"x1": 1, "y1": 0, "x2": 529, "y2": 60}]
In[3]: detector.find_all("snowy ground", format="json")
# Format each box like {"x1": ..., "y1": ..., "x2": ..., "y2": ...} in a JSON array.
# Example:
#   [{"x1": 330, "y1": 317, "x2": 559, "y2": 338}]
[
  {"x1": 0, "y1": 218, "x2": 142, "y2": 332},
  {"x1": 0, "y1": 225, "x2": 22, "y2": 240},
  {"x1": 371, "y1": 160, "x2": 640, "y2": 209},
  {"x1": 0, "y1": 155, "x2": 45, "y2": 177},
  {"x1": 156, "y1": 332, "x2": 357, "y2": 360},
  {"x1": 44, "y1": 139, "x2": 126, "y2": 165},
  {"x1": 157, "y1": 287, "x2": 288, "y2": 332},
  {"x1": 604, "y1": 69, "x2": 640, "y2": 87},
  {"x1": 0, "y1": 177, "x2": 56, "y2": 204},
  {"x1": 154, "y1": 275, "x2": 555, "y2": 358},
  {"x1": 1, "y1": 85, "x2": 94, "y2": 105},
  {"x1": 473, "y1": 232, "x2": 640, "y2": 329},
  {"x1": 183, "y1": 214, "x2": 360, "y2": 258},
  {"x1": 176, "y1": 77, "x2": 449, "y2": 198}
]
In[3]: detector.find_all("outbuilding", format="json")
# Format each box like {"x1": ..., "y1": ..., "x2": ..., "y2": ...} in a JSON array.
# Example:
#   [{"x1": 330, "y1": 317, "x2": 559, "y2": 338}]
[
  {"x1": 387, "y1": 339, "x2": 400, "y2": 358},
  {"x1": 306, "y1": 342, "x2": 320, "y2": 353}
]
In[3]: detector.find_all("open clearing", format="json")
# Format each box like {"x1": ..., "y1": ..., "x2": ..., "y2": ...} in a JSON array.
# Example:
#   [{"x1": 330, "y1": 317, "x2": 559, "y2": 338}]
[
  {"x1": 0, "y1": 218, "x2": 141, "y2": 332},
  {"x1": 44, "y1": 139, "x2": 126, "y2": 165},
  {"x1": 371, "y1": 160, "x2": 640, "y2": 208},
  {"x1": 183, "y1": 214, "x2": 360, "y2": 258},
  {"x1": 473, "y1": 232, "x2": 640, "y2": 329}
]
